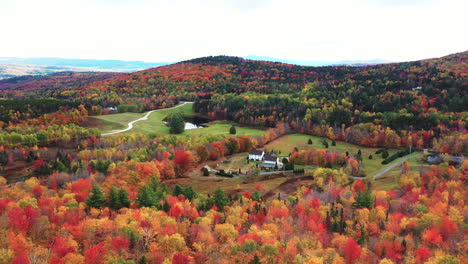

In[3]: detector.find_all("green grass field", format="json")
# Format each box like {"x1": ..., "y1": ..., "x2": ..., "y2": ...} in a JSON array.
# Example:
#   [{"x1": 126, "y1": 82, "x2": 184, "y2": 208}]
[
  {"x1": 185, "y1": 122, "x2": 265, "y2": 137},
  {"x1": 88, "y1": 103, "x2": 264, "y2": 137},
  {"x1": 87, "y1": 112, "x2": 142, "y2": 131},
  {"x1": 263, "y1": 134, "x2": 399, "y2": 176}
]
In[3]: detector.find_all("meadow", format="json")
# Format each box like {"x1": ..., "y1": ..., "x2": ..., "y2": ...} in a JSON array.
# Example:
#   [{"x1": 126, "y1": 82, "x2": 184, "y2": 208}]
[{"x1": 87, "y1": 102, "x2": 264, "y2": 136}]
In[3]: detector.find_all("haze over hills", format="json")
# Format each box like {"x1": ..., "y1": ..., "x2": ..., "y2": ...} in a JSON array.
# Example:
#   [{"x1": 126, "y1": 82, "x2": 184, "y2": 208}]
[
  {"x1": 0, "y1": 55, "x2": 396, "y2": 80},
  {"x1": 0, "y1": 63, "x2": 94, "y2": 80},
  {"x1": 244, "y1": 55, "x2": 392, "y2": 66},
  {"x1": 0, "y1": 57, "x2": 170, "y2": 79},
  {"x1": 0, "y1": 71, "x2": 125, "y2": 97}
]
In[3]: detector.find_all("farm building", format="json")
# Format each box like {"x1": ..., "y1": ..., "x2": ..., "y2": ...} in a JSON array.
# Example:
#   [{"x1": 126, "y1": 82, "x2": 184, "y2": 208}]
[
  {"x1": 262, "y1": 153, "x2": 283, "y2": 168},
  {"x1": 248, "y1": 149, "x2": 264, "y2": 161}
]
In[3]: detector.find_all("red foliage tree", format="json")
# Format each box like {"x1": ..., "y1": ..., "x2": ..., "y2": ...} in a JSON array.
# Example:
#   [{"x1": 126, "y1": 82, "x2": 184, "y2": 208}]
[
  {"x1": 172, "y1": 252, "x2": 193, "y2": 264},
  {"x1": 8, "y1": 205, "x2": 38, "y2": 234},
  {"x1": 415, "y1": 248, "x2": 431, "y2": 264},
  {"x1": 12, "y1": 255, "x2": 30, "y2": 264},
  {"x1": 85, "y1": 242, "x2": 107, "y2": 264},
  {"x1": 344, "y1": 238, "x2": 361, "y2": 264},
  {"x1": 174, "y1": 150, "x2": 194, "y2": 173},
  {"x1": 438, "y1": 216, "x2": 457, "y2": 241},
  {"x1": 50, "y1": 236, "x2": 76, "y2": 261}
]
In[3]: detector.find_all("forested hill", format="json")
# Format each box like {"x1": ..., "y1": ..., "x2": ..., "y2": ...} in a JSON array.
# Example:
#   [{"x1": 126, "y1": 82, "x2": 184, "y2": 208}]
[
  {"x1": 1, "y1": 51, "x2": 466, "y2": 118},
  {"x1": 60, "y1": 51, "x2": 467, "y2": 113},
  {"x1": 0, "y1": 71, "x2": 125, "y2": 97}
]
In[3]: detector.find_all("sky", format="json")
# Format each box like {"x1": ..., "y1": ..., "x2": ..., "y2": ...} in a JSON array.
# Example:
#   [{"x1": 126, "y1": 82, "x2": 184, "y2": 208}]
[{"x1": 1, "y1": 0, "x2": 467, "y2": 63}]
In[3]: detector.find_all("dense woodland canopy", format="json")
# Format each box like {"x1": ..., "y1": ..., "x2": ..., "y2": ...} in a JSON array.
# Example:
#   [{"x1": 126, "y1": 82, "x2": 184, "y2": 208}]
[{"x1": 0, "y1": 51, "x2": 466, "y2": 263}]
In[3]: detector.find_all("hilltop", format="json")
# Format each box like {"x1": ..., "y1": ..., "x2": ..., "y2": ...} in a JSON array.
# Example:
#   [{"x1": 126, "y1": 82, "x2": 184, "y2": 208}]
[
  {"x1": 1, "y1": 51, "x2": 466, "y2": 122},
  {"x1": 57, "y1": 51, "x2": 467, "y2": 112}
]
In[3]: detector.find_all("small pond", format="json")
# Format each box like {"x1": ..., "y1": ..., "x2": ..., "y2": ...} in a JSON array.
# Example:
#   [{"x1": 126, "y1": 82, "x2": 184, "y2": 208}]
[
  {"x1": 183, "y1": 116, "x2": 210, "y2": 130},
  {"x1": 163, "y1": 115, "x2": 210, "y2": 130}
]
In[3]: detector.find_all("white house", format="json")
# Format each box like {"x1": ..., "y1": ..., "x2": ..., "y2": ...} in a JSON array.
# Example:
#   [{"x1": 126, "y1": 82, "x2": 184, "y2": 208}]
[
  {"x1": 262, "y1": 153, "x2": 283, "y2": 169},
  {"x1": 248, "y1": 149, "x2": 264, "y2": 161}
]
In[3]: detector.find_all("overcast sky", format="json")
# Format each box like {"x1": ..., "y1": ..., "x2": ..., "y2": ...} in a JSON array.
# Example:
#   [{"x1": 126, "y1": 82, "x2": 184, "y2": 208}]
[{"x1": 1, "y1": 0, "x2": 467, "y2": 62}]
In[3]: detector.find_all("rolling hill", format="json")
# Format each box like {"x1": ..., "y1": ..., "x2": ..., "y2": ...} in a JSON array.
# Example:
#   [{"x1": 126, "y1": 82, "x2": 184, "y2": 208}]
[
  {"x1": 0, "y1": 71, "x2": 125, "y2": 97},
  {"x1": 1, "y1": 51, "x2": 466, "y2": 117},
  {"x1": 54, "y1": 51, "x2": 466, "y2": 112}
]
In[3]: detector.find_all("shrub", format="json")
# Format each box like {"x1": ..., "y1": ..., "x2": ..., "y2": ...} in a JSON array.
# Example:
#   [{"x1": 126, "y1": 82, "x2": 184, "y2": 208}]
[{"x1": 229, "y1": 125, "x2": 236, "y2": 135}]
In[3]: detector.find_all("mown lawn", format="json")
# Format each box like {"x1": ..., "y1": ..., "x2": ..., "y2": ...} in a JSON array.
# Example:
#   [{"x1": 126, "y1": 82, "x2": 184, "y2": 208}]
[
  {"x1": 185, "y1": 122, "x2": 265, "y2": 137},
  {"x1": 88, "y1": 103, "x2": 264, "y2": 137}
]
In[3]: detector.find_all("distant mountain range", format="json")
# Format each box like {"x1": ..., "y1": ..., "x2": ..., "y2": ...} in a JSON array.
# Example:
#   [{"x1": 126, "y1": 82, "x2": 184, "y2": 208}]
[
  {"x1": 244, "y1": 55, "x2": 391, "y2": 66},
  {"x1": 0, "y1": 55, "x2": 392, "y2": 80},
  {"x1": 0, "y1": 57, "x2": 170, "y2": 79}
]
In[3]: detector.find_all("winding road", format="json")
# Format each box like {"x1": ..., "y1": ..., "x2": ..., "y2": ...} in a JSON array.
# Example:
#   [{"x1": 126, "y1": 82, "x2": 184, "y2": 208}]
[{"x1": 101, "y1": 102, "x2": 191, "y2": 136}]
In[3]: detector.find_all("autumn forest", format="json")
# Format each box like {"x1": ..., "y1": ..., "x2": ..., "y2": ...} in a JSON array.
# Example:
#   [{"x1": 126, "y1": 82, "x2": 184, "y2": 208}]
[{"x1": 0, "y1": 51, "x2": 467, "y2": 264}]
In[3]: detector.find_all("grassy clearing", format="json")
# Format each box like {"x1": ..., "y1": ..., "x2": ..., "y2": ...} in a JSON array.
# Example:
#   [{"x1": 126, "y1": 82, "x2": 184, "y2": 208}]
[
  {"x1": 374, "y1": 154, "x2": 426, "y2": 190},
  {"x1": 88, "y1": 103, "x2": 264, "y2": 137},
  {"x1": 87, "y1": 112, "x2": 142, "y2": 131},
  {"x1": 185, "y1": 122, "x2": 265, "y2": 137},
  {"x1": 263, "y1": 134, "x2": 399, "y2": 176},
  {"x1": 374, "y1": 173, "x2": 399, "y2": 190}
]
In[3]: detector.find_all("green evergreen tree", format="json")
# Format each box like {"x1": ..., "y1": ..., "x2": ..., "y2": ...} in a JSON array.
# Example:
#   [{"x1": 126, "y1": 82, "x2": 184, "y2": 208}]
[
  {"x1": 249, "y1": 255, "x2": 262, "y2": 264},
  {"x1": 160, "y1": 183, "x2": 169, "y2": 194},
  {"x1": 183, "y1": 186, "x2": 197, "y2": 200},
  {"x1": 136, "y1": 186, "x2": 155, "y2": 207},
  {"x1": 252, "y1": 191, "x2": 262, "y2": 202},
  {"x1": 149, "y1": 176, "x2": 159, "y2": 192},
  {"x1": 168, "y1": 112, "x2": 185, "y2": 134},
  {"x1": 55, "y1": 161, "x2": 67, "y2": 173},
  {"x1": 118, "y1": 188, "x2": 131, "y2": 208},
  {"x1": 352, "y1": 190, "x2": 373, "y2": 209},
  {"x1": 162, "y1": 200, "x2": 170, "y2": 212},
  {"x1": 86, "y1": 184, "x2": 106, "y2": 208},
  {"x1": 107, "y1": 186, "x2": 120, "y2": 210},
  {"x1": 382, "y1": 150, "x2": 389, "y2": 159},
  {"x1": 332, "y1": 140, "x2": 336, "y2": 146},
  {"x1": 173, "y1": 184, "x2": 184, "y2": 197},
  {"x1": 212, "y1": 188, "x2": 229, "y2": 211},
  {"x1": 0, "y1": 151, "x2": 8, "y2": 166},
  {"x1": 307, "y1": 138, "x2": 313, "y2": 144},
  {"x1": 26, "y1": 151, "x2": 36, "y2": 162},
  {"x1": 229, "y1": 125, "x2": 236, "y2": 135},
  {"x1": 285, "y1": 162, "x2": 294, "y2": 170},
  {"x1": 322, "y1": 139, "x2": 329, "y2": 148}
]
